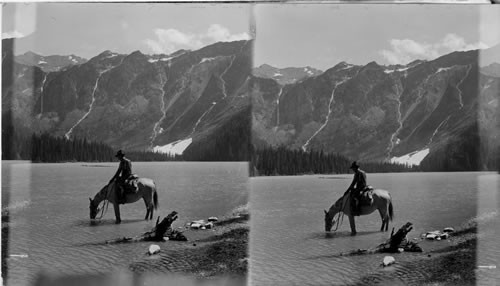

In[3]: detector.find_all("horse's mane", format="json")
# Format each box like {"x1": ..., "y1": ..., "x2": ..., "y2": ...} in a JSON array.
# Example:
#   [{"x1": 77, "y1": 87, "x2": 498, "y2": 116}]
[
  {"x1": 335, "y1": 193, "x2": 347, "y2": 207},
  {"x1": 328, "y1": 192, "x2": 348, "y2": 214},
  {"x1": 94, "y1": 184, "x2": 112, "y2": 202}
]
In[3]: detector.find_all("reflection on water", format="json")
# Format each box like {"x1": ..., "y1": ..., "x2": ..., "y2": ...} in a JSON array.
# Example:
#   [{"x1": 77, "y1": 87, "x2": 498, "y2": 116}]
[
  {"x1": 250, "y1": 172, "x2": 498, "y2": 286},
  {"x1": 2, "y1": 161, "x2": 248, "y2": 286}
]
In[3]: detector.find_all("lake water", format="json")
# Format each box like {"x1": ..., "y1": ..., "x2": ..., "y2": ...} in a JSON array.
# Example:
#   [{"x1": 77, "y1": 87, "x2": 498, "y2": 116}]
[
  {"x1": 2, "y1": 161, "x2": 249, "y2": 286},
  {"x1": 3, "y1": 164, "x2": 499, "y2": 286},
  {"x1": 249, "y1": 172, "x2": 499, "y2": 286}
]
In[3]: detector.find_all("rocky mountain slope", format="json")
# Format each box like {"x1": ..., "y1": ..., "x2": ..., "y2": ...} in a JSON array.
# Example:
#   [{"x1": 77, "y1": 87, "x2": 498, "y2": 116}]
[
  {"x1": 481, "y1": 62, "x2": 500, "y2": 78},
  {"x1": 2, "y1": 39, "x2": 253, "y2": 159},
  {"x1": 253, "y1": 64, "x2": 322, "y2": 85},
  {"x1": 252, "y1": 49, "x2": 499, "y2": 170},
  {"x1": 15, "y1": 51, "x2": 87, "y2": 72}
]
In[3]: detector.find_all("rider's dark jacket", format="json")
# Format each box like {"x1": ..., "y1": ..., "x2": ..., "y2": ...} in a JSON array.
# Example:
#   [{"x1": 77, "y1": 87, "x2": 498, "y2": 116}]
[
  {"x1": 349, "y1": 168, "x2": 367, "y2": 192},
  {"x1": 112, "y1": 157, "x2": 132, "y2": 183}
]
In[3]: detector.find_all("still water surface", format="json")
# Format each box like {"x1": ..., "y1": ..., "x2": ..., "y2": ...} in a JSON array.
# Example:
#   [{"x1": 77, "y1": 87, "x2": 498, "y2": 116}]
[
  {"x1": 2, "y1": 161, "x2": 248, "y2": 286},
  {"x1": 250, "y1": 172, "x2": 499, "y2": 285}
]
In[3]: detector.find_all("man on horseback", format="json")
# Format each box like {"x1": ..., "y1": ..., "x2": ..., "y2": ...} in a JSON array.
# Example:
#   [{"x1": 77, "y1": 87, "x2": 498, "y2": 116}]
[
  {"x1": 109, "y1": 150, "x2": 132, "y2": 204},
  {"x1": 347, "y1": 161, "x2": 367, "y2": 216}
]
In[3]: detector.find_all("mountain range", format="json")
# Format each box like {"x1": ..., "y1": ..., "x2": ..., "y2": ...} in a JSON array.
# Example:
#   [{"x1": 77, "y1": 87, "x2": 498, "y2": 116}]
[
  {"x1": 2, "y1": 38, "x2": 253, "y2": 160},
  {"x1": 2, "y1": 37, "x2": 499, "y2": 169},
  {"x1": 15, "y1": 51, "x2": 87, "y2": 72},
  {"x1": 252, "y1": 45, "x2": 500, "y2": 170}
]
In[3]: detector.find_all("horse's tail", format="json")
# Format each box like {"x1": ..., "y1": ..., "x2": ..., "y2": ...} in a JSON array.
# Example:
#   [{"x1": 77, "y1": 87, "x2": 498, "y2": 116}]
[
  {"x1": 153, "y1": 190, "x2": 158, "y2": 210},
  {"x1": 388, "y1": 198, "x2": 394, "y2": 221}
]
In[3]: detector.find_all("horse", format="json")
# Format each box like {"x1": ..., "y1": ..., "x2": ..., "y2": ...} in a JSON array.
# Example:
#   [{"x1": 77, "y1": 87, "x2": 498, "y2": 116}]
[
  {"x1": 324, "y1": 189, "x2": 393, "y2": 235},
  {"x1": 89, "y1": 179, "x2": 158, "y2": 224}
]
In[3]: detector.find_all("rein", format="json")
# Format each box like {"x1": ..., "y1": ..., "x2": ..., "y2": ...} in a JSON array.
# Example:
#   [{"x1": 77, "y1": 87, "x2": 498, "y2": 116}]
[
  {"x1": 96, "y1": 200, "x2": 110, "y2": 220},
  {"x1": 95, "y1": 184, "x2": 111, "y2": 220},
  {"x1": 332, "y1": 192, "x2": 349, "y2": 231}
]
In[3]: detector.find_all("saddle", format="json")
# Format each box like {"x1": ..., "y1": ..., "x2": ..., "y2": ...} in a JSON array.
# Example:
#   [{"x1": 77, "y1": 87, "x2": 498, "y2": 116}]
[
  {"x1": 123, "y1": 174, "x2": 139, "y2": 194},
  {"x1": 358, "y1": 186, "x2": 374, "y2": 206}
]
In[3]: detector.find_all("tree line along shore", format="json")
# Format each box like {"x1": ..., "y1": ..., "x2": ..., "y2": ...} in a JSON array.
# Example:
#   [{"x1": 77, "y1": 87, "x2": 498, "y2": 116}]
[{"x1": 2, "y1": 132, "x2": 498, "y2": 175}]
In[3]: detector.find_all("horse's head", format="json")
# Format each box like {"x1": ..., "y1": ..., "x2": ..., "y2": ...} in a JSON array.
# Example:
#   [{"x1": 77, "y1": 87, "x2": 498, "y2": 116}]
[
  {"x1": 89, "y1": 185, "x2": 110, "y2": 220},
  {"x1": 324, "y1": 196, "x2": 344, "y2": 232},
  {"x1": 324, "y1": 209, "x2": 335, "y2": 232},
  {"x1": 89, "y1": 198, "x2": 99, "y2": 220}
]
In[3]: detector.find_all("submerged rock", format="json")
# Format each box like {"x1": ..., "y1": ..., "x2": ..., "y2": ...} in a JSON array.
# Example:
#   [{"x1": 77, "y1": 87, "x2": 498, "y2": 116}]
[
  {"x1": 190, "y1": 222, "x2": 202, "y2": 229},
  {"x1": 382, "y1": 256, "x2": 396, "y2": 267},
  {"x1": 148, "y1": 244, "x2": 161, "y2": 255},
  {"x1": 443, "y1": 227, "x2": 455, "y2": 233},
  {"x1": 426, "y1": 233, "x2": 439, "y2": 240},
  {"x1": 425, "y1": 230, "x2": 450, "y2": 240},
  {"x1": 189, "y1": 219, "x2": 215, "y2": 230}
]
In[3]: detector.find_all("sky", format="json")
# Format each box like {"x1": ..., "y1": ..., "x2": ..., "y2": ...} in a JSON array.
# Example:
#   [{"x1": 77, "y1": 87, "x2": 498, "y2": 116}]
[
  {"x1": 254, "y1": 4, "x2": 500, "y2": 70},
  {"x1": 2, "y1": 3, "x2": 499, "y2": 69},
  {"x1": 2, "y1": 3, "x2": 252, "y2": 58}
]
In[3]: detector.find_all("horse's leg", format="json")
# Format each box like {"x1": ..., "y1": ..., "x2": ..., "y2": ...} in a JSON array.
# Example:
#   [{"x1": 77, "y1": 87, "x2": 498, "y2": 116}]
[
  {"x1": 143, "y1": 198, "x2": 150, "y2": 220},
  {"x1": 149, "y1": 203, "x2": 154, "y2": 220},
  {"x1": 113, "y1": 203, "x2": 121, "y2": 224},
  {"x1": 384, "y1": 203, "x2": 391, "y2": 231},
  {"x1": 348, "y1": 215, "x2": 357, "y2": 235},
  {"x1": 378, "y1": 209, "x2": 386, "y2": 231},
  {"x1": 385, "y1": 212, "x2": 389, "y2": 231}
]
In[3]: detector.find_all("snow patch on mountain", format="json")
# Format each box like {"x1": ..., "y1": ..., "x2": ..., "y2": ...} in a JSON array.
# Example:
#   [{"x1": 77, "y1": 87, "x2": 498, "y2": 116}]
[
  {"x1": 153, "y1": 138, "x2": 192, "y2": 155},
  {"x1": 273, "y1": 72, "x2": 283, "y2": 77},
  {"x1": 390, "y1": 149, "x2": 429, "y2": 166},
  {"x1": 339, "y1": 64, "x2": 354, "y2": 71},
  {"x1": 200, "y1": 57, "x2": 216, "y2": 64},
  {"x1": 437, "y1": 67, "x2": 453, "y2": 73},
  {"x1": 384, "y1": 66, "x2": 410, "y2": 74},
  {"x1": 148, "y1": 56, "x2": 177, "y2": 63}
]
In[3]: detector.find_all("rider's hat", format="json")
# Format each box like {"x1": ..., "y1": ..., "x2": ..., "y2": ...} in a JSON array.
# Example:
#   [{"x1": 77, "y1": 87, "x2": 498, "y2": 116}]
[
  {"x1": 115, "y1": 150, "x2": 125, "y2": 158},
  {"x1": 350, "y1": 161, "x2": 360, "y2": 169}
]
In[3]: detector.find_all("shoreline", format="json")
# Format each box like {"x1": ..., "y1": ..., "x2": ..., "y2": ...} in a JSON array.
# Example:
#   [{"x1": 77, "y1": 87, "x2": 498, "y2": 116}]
[
  {"x1": 128, "y1": 212, "x2": 249, "y2": 280},
  {"x1": 23, "y1": 209, "x2": 250, "y2": 286},
  {"x1": 351, "y1": 211, "x2": 498, "y2": 286}
]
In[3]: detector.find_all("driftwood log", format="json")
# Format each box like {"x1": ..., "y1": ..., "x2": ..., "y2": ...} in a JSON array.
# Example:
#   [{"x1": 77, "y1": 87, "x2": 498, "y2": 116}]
[
  {"x1": 341, "y1": 222, "x2": 422, "y2": 256},
  {"x1": 106, "y1": 211, "x2": 187, "y2": 244}
]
